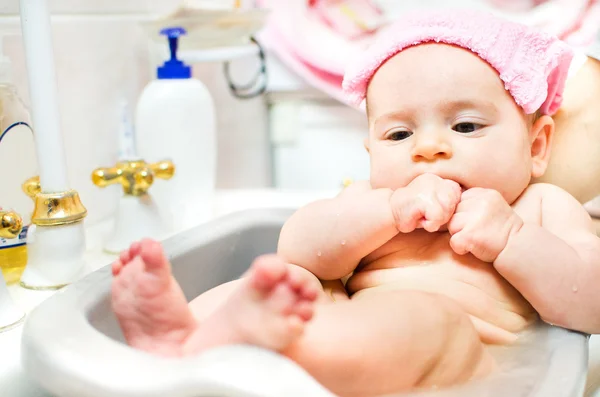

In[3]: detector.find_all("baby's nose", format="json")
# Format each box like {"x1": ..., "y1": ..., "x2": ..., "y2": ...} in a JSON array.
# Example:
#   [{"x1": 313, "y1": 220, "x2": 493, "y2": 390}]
[{"x1": 411, "y1": 136, "x2": 453, "y2": 161}]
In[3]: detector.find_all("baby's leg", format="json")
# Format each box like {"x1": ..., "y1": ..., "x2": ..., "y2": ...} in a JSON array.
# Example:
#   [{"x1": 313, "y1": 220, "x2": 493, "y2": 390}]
[
  {"x1": 188, "y1": 263, "x2": 337, "y2": 321},
  {"x1": 113, "y1": 241, "x2": 491, "y2": 396},
  {"x1": 283, "y1": 291, "x2": 494, "y2": 397},
  {"x1": 191, "y1": 278, "x2": 493, "y2": 396},
  {"x1": 112, "y1": 240, "x2": 319, "y2": 356}
]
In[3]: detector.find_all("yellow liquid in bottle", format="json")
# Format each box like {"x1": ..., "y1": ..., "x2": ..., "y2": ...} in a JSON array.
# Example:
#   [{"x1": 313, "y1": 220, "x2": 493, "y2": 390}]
[
  {"x1": 0, "y1": 244, "x2": 27, "y2": 284},
  {"x1": 0, "y1": 225, "x2": 29, "y2": 284}
]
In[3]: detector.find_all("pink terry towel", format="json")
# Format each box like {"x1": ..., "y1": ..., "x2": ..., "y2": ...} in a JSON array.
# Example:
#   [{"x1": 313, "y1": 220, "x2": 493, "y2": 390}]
[
  {"x1": 342, "y1": 9, "x2": 574, "y2": 115},
  {"x1": 257, "y1": 0, "x2": 599, "y2": 112}
]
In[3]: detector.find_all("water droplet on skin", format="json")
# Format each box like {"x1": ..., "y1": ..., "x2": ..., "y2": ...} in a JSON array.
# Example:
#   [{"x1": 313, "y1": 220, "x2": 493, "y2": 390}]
[
  {"x1": 341, "y1": 240, "x2": 346, "y2": 246},
  {"x1": 572, "y1": 285, "x2": 578, "y2": 292},
  {"x1": 317, "y1": 251, "x2": 322, "y2": 257}
]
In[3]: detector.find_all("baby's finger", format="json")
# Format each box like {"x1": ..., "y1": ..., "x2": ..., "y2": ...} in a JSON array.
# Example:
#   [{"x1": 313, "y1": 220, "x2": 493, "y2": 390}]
[
  {"x1": 460, "y1": 187, "x2": 487, "y2": 201},
  {"x1": 442, "y1": 179, "x2": 462, "y2": 202},
  {"x1": 421, "y1": 198, "x2": 446, "y2": 232},
  {"x1": 436, "y1": 188, "x2": 460, "y2": 223},
  {"x1": 453, "y1": 197, "x2": 475, "y2": 215},
  {"x1": 447, "y1": 212, "x2": 468, "y2": 235},
  {"x1": 449, "y1": 231, "x2": 472, "y2": 255},
  {"x1": 395, "y1": 199, "x2": 425, "y2": 233}
]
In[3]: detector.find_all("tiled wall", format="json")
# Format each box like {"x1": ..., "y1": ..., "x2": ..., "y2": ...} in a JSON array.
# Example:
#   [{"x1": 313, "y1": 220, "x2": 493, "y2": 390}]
[{"x1": 0, "y1": 3, "x2": 271, "y2": 226}]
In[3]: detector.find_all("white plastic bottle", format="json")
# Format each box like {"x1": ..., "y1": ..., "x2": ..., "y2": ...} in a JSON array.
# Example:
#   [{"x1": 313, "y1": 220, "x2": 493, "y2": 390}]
[{"x1": 136, "y1": 27, "x2": 216, "y2": 234}]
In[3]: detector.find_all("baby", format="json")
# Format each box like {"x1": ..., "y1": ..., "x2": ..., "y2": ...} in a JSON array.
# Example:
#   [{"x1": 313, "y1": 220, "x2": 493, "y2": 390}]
[{"x1": 111, "y1": 9, "x2": 600, "y2": 397}]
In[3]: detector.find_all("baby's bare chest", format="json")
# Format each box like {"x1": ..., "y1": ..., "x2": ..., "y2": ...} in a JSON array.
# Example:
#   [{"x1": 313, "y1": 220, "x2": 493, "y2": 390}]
[
  {"x1": 349, "y1": 200, "x2": 541, "y2": 303},
  {"x1": 360, "y1": 194, "x2": 541, "y2": 273},
  {"x1": 347, "y1": 230, "x2": 534, "y2": 322}
]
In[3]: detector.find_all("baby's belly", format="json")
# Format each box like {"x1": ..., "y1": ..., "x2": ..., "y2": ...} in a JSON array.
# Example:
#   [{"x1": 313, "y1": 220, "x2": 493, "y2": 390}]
[{"x1": 346, "y1": 252, "x2": 538, "y2": 344}]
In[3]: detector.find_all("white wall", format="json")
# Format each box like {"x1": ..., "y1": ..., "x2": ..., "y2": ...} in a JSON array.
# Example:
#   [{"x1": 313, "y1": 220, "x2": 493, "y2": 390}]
[{"x1": 0, "y1": 3, "x2": 271, "y2": 226}]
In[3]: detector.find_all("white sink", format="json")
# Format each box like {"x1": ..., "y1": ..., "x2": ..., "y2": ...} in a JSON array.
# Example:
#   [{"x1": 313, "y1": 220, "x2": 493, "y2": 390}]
[{"x1": 0, "y1": 189, "x2": 334, "y2": 396}]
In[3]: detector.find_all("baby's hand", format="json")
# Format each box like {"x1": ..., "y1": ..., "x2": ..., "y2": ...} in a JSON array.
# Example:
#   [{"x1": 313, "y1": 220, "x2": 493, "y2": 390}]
[
  {"x1": 390, "y1": 173, "x2": 462, "y2": 233},
  {"x1": 448, "y1": 188, "x2": 524, "y2": 262}
]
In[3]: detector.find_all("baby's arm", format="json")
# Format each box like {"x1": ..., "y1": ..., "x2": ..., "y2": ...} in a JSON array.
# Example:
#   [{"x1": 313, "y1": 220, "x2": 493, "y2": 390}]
[
  {"x1": 277, "y1": 181, "x2": 398, "y2": 280},
  {"x1": 278, "y1": 174, "x2": 462, "y2": 281},
  {"x1": 495, "y1": 183, "x2": 600, "y2": 333}
]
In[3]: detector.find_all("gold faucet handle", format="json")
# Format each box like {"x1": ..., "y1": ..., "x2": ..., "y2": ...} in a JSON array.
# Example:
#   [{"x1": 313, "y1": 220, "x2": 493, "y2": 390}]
[
  {"x1": 0, "y1": 210, "x2": 23, "y2": 239},
  {"x1": 22, "y1": 176, "x2": 41, "y2": 200},
  {"x1": 149, "y1": 160, "x2": 175, "y2": 180},
  {"x1": 91, "y1": 166, "x2": 123, "y2": 188},
  {"x1": 92, "y1": 159, "x2": 175, "y2": 196}
]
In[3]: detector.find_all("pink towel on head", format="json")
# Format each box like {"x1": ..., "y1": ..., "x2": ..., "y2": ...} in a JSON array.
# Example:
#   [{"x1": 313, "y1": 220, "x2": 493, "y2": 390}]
[{"x1": 342, "y1": 9, "x2": 574, "y2": 115}]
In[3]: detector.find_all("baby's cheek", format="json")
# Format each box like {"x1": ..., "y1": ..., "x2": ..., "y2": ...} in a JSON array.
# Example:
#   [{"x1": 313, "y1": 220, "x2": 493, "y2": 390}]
[
  {"x1": 370, "y1": 160, "x2": 411, "y2": 190},
  {"x1": 372, "y1": 171, "x2": 407, "y2": 190}
]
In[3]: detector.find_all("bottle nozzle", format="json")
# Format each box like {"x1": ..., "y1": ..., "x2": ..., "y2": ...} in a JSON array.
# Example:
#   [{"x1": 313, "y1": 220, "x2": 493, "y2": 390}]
[
  {"x1": 160, "y1": 27, "x2": 186, "y2": 62},
  {"x1": 157, "y1": 27, "x2": 191, "y2": 80}
]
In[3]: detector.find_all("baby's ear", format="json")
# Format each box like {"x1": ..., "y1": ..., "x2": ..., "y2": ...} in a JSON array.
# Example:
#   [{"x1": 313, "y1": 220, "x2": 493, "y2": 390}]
[{"x1": 530, "y1": 115, "x2": 554, "y2": 178}]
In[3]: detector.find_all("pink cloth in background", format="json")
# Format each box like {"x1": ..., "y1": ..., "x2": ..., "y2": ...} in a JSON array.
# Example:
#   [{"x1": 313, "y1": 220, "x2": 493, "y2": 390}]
[
  {"x1": 342, "y1": 9, "x2": 574, "y2": 115},
  {"x1": 257, "y1": 0, "x2": 600, "y2": 110}
]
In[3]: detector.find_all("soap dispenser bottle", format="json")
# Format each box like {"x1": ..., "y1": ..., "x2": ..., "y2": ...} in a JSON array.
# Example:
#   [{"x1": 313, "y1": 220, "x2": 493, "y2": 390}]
[{"x1": 136, "y1": 27, "x2": 217, "y2": 234}]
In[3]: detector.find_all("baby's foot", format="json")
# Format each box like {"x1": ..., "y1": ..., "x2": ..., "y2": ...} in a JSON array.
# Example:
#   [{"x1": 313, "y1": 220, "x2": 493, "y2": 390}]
[
  {"x1": 111, "y1": 239, "x2": 198, "y2": 356},
  {"x1": 112, "y1": 239, "x2": 318, "y2": 357},
  {"x1": 184, "y1": 255, "x2": 319, "y2": 353}
]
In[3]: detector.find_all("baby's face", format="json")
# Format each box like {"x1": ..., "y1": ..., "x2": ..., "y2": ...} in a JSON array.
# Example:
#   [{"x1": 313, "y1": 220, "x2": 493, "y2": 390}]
[{"x1": 366, "y1": 44, "x2": 536, "y2": 204}]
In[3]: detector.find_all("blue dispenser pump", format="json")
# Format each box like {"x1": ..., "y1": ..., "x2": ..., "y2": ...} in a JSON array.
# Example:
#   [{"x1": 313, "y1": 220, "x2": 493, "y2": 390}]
[{"x1": 157, "y1": 27, "x2": 191, "y2": 79}]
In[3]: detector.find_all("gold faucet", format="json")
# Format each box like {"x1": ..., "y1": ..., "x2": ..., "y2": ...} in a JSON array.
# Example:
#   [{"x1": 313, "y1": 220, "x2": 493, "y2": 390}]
[
  {"x1": 91, "y1": 160, "x2": 175, "y2": 196},
  {"x1": 20, "y1": 176, "x2": 87, "y2": 227}
]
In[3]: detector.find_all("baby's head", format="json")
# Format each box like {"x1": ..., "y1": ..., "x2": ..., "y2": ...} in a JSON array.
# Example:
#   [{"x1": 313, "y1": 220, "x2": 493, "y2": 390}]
[{"x1": 342, "y1": 10, "x2": 573, "y2": 204}]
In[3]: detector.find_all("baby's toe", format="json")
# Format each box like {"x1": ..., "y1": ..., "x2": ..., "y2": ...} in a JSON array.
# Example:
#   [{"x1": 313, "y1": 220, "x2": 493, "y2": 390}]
[
  {"x1": 119, "y1": 250, "x2": 131, "y2": 265},
  {"x1": 128, "y1": 241, "x2": 142, "y2": 261},
  {"x1": 299, "y1": 283, "x2": 319, "y2": 301},
  {"x1": 139, "y1": 239, "x2": 170, "y2": 274},
  {"x1": 293, "y1": 301, "x2": 315, "y2": 322},
  {"x1": 112, "y1": 260, "x2": 124, "y2": 276},
  {"x1": 267, "y1": 283, "x2": 297, "y2": 314},
  {"x1": 249, "y1": 255, "x2": 287, "y2": 293}
]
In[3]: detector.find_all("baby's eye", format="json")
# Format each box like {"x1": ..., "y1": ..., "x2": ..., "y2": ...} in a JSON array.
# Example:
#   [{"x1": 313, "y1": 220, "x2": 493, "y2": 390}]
[
  {"x1": 387, "y1": 130, "x2": 413, "y2": 141},
  {"x1": 452, "y1": 122, "x2": 483, "y2": 134}
]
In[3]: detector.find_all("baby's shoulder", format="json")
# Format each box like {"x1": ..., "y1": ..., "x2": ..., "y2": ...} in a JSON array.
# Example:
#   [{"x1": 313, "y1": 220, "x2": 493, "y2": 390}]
[
  {"x1": 520, "y1": 182, "x2": 568, "y2": 200},
  {"x1": 521, "y1": 182, "x2": 578, "y2": 205},
  {"x1": 520, "y1": 183, "x2": 592, "y2": 229},
  {"x1": 512, "y1": 183, "x2": 573, "y2": 218}
]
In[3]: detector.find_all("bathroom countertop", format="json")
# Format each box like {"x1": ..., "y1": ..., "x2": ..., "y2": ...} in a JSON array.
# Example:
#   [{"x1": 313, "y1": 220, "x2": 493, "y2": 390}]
[{"x1": 1, "y1": 188, "x2": 599, "y2": 397}]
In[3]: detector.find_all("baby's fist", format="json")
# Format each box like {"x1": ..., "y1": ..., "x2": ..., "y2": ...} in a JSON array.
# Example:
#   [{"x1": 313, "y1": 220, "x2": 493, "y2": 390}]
[
  {"x1": 448, "y1": 188, "x2": 523, "y2": 262},
  {"x1": 390, "y1": 173, "x2": 462, "y2": 233}
]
